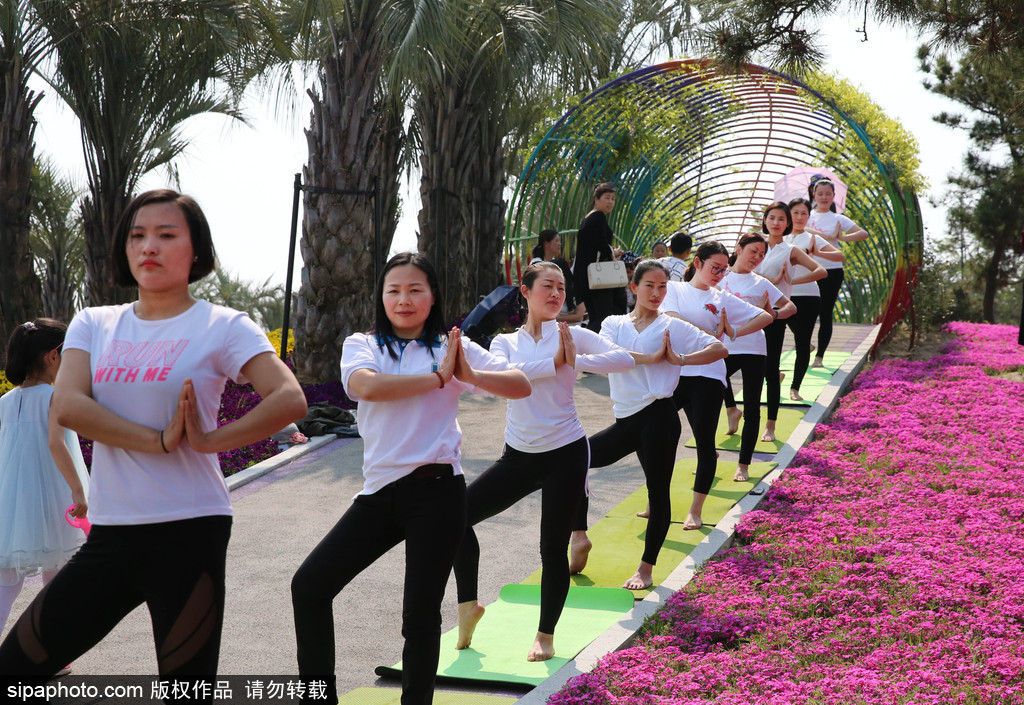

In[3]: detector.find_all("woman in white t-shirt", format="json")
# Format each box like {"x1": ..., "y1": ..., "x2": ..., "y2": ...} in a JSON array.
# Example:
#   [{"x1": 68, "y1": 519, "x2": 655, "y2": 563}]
[
  {"x1": 453, "y1": 261, "x2": 634, "y2": 663},
  {"x1": 661, "y1": 242, "x2": 773, "y2": 528},
  {"x1": 586, "y1": 260, "x2": 725, "y2": 590},
  {"x1": 807, "y1": 177, "x2": 868, "y2": 368},
  {"x1": 0, "y1": 190, "x2": 308, "y2": 678},
  {"x1": 752, "y1": 202, "x2": 826, "y2": 441},
  {"x1": 786, "y1": 198, "x2": 845, "y2": 399},
  {"x1": 718, "y1": 235, "x2": 795, "y2": 480},
  {"x1": 292, "y1": 253, "x2": 529, "y2": 704}
]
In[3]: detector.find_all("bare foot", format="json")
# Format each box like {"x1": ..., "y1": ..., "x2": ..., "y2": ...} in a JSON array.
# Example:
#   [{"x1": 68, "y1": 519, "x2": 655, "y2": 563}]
[
  {"x1": 809, "y1": 344, "x2": 816, "y2": 353},
  {"x1": 682, "y1": 513, "x2": 703, "y2": 531},
  {"x1": 569, "y1": 533, "x2": 592, "y2": 574},
  {"x1": 456, "y1": 601, "x2": 486, "y2": 650},
  {"x1": 636, "y1": 503, "x2": 650, "y2": 518},
  {"x1": 527, "y1": 632, "x2": 555, "y2": 662},
  {"x1": 726, "y1": 406, "x2": 742, "y2": 435},
  {"x1": 779, "y1": 371, "x2": 786, "y2": 383},
  {"x1": 623, "y1": 563, "x2": 654, "y2": 590},
  {"x1": 789, "y1": 388, "x2": 803, "y2": 401},
  {"x1": 733, "y1": 465, "x2": 750, "y2": 482},
  {"x1": 761, "y1": 423, "x2": 776, "y2": 443},
  {"x1": 811, "y1": 357, "x2": 824, "y2": 368}
]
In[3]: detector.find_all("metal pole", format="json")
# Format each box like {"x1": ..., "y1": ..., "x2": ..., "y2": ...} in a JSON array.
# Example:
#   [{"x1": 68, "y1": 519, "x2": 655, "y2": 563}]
[{"x1": 280, "y1": 173, "x2": 302, "y2": 363}]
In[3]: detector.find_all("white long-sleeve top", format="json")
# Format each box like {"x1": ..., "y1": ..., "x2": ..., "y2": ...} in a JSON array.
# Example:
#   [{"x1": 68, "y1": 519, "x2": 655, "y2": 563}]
[
  {"x1": 660, "y1": 281, "x2": 764, "y2": 385},
  {"x1": 718, "y1": 270, "x2": 784, "y2": 356},
  {"x1": 600, "y1": 314, "x2": 719, "y2": 418},
  {"x1": 491, "y1": 320, "x2": 634, "y2": 452},
  {"x1": 341, "y1": 333, "x2": 510, "y2": 496}
]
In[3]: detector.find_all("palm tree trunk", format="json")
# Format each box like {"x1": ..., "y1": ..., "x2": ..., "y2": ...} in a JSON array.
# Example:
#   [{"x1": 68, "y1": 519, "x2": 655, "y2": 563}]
[
  {"x1": 81, "y1": 191, "x2": 136, "y2": 306},
  {"x1": 0, "y1": 57, "x2": 43, "y2": 356},
  {"x1": 292, "y1": 32, "x2": 401, "y2": 384},
  {"x1": 416, "y1": 83, "x2": 506, "y2": 323}
]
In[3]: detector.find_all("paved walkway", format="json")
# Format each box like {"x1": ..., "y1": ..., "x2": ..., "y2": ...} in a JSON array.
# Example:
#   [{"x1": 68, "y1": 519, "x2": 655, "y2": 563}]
[{"x1": 1, "y1": 323, "x2": 874, "y2": 702}]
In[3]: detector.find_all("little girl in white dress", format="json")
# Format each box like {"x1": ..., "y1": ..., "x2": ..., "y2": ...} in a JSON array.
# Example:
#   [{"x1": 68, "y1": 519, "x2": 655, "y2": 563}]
[{"x1": 0, "y1": 319, "x2": 89, "y2": 638}]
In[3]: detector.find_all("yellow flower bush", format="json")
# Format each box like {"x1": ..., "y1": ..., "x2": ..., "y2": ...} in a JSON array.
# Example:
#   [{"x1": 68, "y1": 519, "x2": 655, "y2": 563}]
[
  {"x1": 0, "y1": 371, "x2": 12, "y2": 396},
  {"x1": 266, "y1": 329, "x2": 295, "y2": 358}
]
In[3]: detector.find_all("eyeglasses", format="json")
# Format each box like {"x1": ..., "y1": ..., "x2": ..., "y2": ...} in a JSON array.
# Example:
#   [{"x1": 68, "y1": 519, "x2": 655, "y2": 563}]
[{"x1": 704, "y1": 263, "x2": 728, "y2": 276}]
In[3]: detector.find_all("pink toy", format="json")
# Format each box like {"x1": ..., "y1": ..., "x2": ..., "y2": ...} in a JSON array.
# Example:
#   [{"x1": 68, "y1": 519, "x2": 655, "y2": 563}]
[{"x1": 65, "y1": 505, "x2": 91, "y2": 536}]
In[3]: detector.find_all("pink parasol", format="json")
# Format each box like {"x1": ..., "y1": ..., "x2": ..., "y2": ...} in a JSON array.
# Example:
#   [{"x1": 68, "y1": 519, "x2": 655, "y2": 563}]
[{"x1": 774, "y1": 167, "x2": 848, "y2": 214}]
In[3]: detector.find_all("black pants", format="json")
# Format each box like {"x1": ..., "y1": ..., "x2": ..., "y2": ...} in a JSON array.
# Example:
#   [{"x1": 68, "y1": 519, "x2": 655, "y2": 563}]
[
  {"x1": 292, "y1": 471, "x2": 466, "y2": 705},
  {"x1": 817, "y1": 268, "x2": 845, "y2": 356},
  {"x1": 0, "y1": 516, "x2": 231, "y2": 680},
  {"x1": 721, "y1": 354, "x2": 766, "y2": 465},
  {"x1": 574, "y1": 398, "x2": 680, "y2": 564},
  {"x1": 454, "y1": 437, "x2": 588, "y2": 635},
  {"x1": 672, "y1": 376, "x2": 723, "y2": 495},
  {"x1": 583, "y1": 288, "x2": 619, "y2": 335},
  {"x1": 763, "y1": 318, "x2": 787, "y2": 421},
  {"x1": 787, "y1": 296, "x2": 820, "y2": 391}
]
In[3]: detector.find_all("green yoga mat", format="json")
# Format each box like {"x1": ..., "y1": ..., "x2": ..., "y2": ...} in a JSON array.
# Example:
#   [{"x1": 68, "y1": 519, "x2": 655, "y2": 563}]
[
  {"x1": 339, "y1": 688, "x2": 517, "y2": 705},
  {"x1": 375, "y1": 584, "x2": 634, "y2": 688},
  {"x1": 521, "y1": 460, "x2": 776, "y2": 596},
  {"x1": 777, "y1": 349, "x2": 850, "y2": 372},
  {"x1": 684, "y1": 406, "x2": 807, "y2": 453}
]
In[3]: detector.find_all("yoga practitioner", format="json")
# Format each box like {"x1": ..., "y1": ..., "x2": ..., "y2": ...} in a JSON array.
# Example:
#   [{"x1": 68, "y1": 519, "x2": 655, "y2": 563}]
[
  {"x1": 530, "y1": 229, "x2": 584, "y2": 323},
  {"x1": 807, "y1": 177, "x2": 868, "y2": 367},
  {"x1": 0, "y1": 189, "x2": 307, "y2": 680},
  {"x1": 661, "y1": 242, "x2": 773, "y2": 528},
  {"x1": 753, "y1": 202, "x2": 826, "y2": 441},
  {"x1": 718, "y1": 235, "x2": 796, "y2": 481},
  {"x1": 454, "y1": 261, "x2": 634, "y2": 663},
  {"x1": 786, "y1": 198, "x2": 844, "y2": 399},
  {"x1": 0, "y1": 319, "x2": 88, "y2": 664},
  {"x1": 292, "y1": 252, "x2": 530, "y2": 705},
  {"x1": 582, "y1": 260, "x2": 725, "y2": 589},
  {"x1": 573, "y1": 183, "x2": 622, "y2": 333}
]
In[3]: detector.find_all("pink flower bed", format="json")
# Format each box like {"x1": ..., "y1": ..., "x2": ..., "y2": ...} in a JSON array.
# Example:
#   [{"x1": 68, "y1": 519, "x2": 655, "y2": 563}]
[{"x1": 551, "y1": 322, "x2": 1024, "y2": 704}]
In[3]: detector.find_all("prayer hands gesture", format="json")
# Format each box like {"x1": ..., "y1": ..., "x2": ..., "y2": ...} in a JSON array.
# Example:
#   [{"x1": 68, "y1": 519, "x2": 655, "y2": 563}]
[
  {"x1": 553, "y1": 322, "x2": 577, "y2": 368},
  {"x1": 159, "y1": 383, "x2": 189, "y2": 453},
  {"x1": 450, "y1": 328, "x2": 483, "y2": 386},
  {"x1": 717, "y1": 308, "x2": 736, "y2": 341},
  {"x1": 662, "y1": 331, "x2": 684, "y2": 366}
]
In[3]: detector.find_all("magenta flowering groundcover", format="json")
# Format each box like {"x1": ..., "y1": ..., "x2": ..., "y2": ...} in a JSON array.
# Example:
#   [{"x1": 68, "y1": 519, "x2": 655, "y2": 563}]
[{"x1": 551, "y1": 323, "x2": 1024, "y2": 704}]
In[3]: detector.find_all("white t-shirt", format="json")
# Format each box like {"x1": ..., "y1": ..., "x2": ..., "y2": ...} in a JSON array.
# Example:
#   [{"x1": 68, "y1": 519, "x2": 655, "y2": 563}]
[
  {"x1": 600, "y1": 314, "x2": 718, "y2": 418},
  {"x1": 341, "y1": 333, "x2": 509, "y2": 496},
  {"x1": 754, "y1": 241, "x2": 794, "y2": 297},
  {"x1": 658, "y1": 257, "x2": 689, "y2": 282},
  {"x1": 787, "y1": 232, "x2": 832, "y2": 296},
  {"x1": 806, "y1": 211, "x2": 856, "y2": 271},
  {"x1": 64, "y1": 301, "x2": 274, "y2": 525},
  {"x1": 718, "y1": 271, "x2": 784, "y2": 356},
  {"x1": 660, "y1": 282, "x2": 764, "y2": 385},
  {"x1": 491, "y1": 321, "x2": 634, "y2": 452}
]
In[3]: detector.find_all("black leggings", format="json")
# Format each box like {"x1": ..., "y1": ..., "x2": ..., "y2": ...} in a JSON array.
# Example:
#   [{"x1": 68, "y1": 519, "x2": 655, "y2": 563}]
[
  {"x1": 817, "y1": 268, "x2": 845, "y2": 356},
  {"x1": 0, "y1": 516, "x2": 231, "y2": 679},
  {"x1": 575, "y1": 398, "x2": 680, "y2": 565},
  {"x1": 721, "y1": 354, "x2": 766, "y2": 465},
  {"x1": 763, "y1": 318, "x2": 787, "y2": 421},
  {"x1": 672, "y1": 376, "x2": 723, "y2": 495},
  {"x1": 292, "y1": 470, "x2": 466, "y2": 705},
  {"x1": 787, "y1": 296, "x2": 819, "y2": 391},
  {"x1": 584, "y1": 289, "x2": 618, "y2": 335},
  {"x1": 454, "y1": 437, "x2": 588, "y2": 635}
]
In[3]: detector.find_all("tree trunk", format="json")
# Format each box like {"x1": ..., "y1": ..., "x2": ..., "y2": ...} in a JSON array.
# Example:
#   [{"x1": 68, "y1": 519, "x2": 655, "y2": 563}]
[
  {"x1": 982, "y1": 241, "x2": 1005, "y2": 323},
  {"x1": 0, "y1": 56, "x2": 43, "y2": 361},
  {"x1": 415, "y1": 82, "x2": 506, "y2": 324},
  {"x1": 81, "y1": 190, "x2": 136, "y2": 306},
  {"x1": 292, "y1": 29, "x2": 401, "y2": 384}
]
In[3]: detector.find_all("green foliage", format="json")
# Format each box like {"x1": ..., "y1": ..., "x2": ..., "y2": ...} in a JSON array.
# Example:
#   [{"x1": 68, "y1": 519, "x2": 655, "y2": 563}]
[
  {"x1": 29, "y1": 157, "x2": 85, "y2": 322},
  {"x1": 190, "y1": 269, "x2": 284, "y2": 331}
]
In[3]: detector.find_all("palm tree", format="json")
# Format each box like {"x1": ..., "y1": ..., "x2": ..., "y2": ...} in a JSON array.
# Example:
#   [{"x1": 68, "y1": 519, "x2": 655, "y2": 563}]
[
  {"x1": 35, "y1": 0, "x2": 284, "y2": 306},
  {"x1": 414, "y1": 0, "x2": 619, "y2": 320},
  {"x1": 190, "y1": 269, "x2": 285, "y2": 331},
  {"x1": 29, "y1": 158, "x2": 86, "y2": 323},
  {"x1": 287, "y1": 0, "x2": 454, "y2": 383},
  {"x1": 0, "y1": 0, "x2": 45, "y2": 356}
]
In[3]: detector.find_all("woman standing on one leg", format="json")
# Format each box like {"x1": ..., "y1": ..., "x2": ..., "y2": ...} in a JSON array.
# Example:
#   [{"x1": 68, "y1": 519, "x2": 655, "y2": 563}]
[
  {"x1": 292, "y1": 253, "x2": 530, "y2": 705},
  {"x1": 753, "y1": 202, "x2": 826, "y2": 442},
  {"x1": 0, "y1": 189, "x2": 308, "y2": 679},
  {"x1": 587, "y1": 260, "x2": 725, "y2": 589},
  {"x1": 719, "y1": 236, "x2": 796, "y2": 481},
  {"x1": 807, "y1": 177, "x2": 868, "y2": 368},
  {"x1": 454, "y1": 261, "x2": 634, "y2": 663},
  {"x1": 786, "y1": 198, "x2": 844, "y2": 399},
  {"x1": 661, "y1": 242, "x2": 773, "y2": 529}
]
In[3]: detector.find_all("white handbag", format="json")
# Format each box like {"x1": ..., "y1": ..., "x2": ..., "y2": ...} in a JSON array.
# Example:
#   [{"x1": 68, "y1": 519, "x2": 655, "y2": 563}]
[{"x1": 587, "y1": 252, "x2": 628, "y2": 290}]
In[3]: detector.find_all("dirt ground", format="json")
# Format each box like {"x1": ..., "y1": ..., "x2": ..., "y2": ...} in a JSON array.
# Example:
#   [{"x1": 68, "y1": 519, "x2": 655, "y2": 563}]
[{"x1": 873, "y1": 322, "x2": 955, "y2": 362}]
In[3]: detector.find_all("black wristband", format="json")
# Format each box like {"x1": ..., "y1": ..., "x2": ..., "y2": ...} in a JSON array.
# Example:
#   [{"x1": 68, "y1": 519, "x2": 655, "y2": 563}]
[{"x1": 160, "y1": 429, "x2": 169, "y2": 453}]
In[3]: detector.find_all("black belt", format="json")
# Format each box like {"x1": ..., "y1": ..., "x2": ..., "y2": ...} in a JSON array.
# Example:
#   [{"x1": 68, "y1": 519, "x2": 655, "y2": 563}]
[{"x1": 395, "y1": 463, "x2": 454, "y2": 484}]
